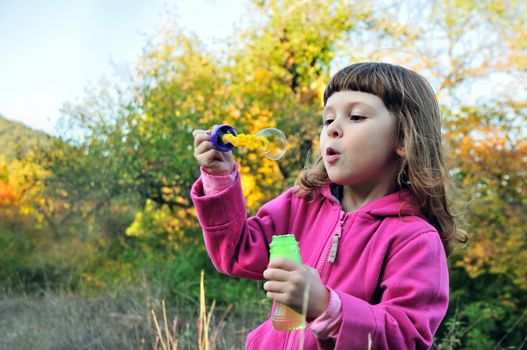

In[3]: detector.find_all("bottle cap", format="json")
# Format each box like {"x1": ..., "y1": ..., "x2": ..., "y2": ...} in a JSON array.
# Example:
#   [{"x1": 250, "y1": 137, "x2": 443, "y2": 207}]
[{"x1": 269, "y1": 234, "x2": 302, "y2": 263}]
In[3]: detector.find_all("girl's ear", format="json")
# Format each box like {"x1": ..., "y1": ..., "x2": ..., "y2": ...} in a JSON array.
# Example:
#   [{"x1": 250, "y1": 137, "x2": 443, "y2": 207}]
[{"x1": 396, "y1": 146, "x2": 406, "y2": 157}]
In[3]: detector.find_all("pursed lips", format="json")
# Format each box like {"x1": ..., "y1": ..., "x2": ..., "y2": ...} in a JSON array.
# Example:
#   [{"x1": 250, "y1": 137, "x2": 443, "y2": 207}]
[{"x1": 325, "y1": 147, "x2": 341, "y2": 163}]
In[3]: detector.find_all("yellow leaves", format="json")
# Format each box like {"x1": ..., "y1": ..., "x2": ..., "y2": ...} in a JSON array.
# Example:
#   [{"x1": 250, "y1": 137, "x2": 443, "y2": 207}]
[
  {"x1": 240, "y1": 167, "x2": 263, "y2": 209},
  {"x1": 125, "y1": 211, "x2": 144, "y2": 238},
  {"x1": 239, "y1": 157, "x2": 285, "y2": 211},
  {"x1": 19, "y1": 206, "x2": 31, "y2": 216},
  {"x1": 457, "y1": 213, "x2": 527, "y2": 290},
  {"x1": 225, "y1": 104, "x2": 242, "y2": 120},
  {"x1": 198, "y1": 110, "x2": 216, "y2": 126},
  {"x1": 308, "y1": 77, "x2": 327, "y2": 107},
  {"x1": 444, "y1": 103, "x2": 527, "y2": 289},
  {"x1": 457, "y1": 242, "x2": 487, "y2": 278},
  {"x1": 246, "y1": 106, "x2": 275, "y2": 133},
  {"x1": 0, "y1": 155, "x2": 51, "y2": 222},
  {"x1": 125, "y1": 199, "x2": 197, "y2": 251},
  {"x1": 0, "y1": 180, "x2": 19, "y2": 204},
  {"x1": 254, "y1": 68, "x2": 272, "y2": 82},
  {"x1": 126, "y1": 199, "x2": 174, "y2": 237},
  {"x1": 161, "y1": 186, "x2": 174, "y2": 201}
]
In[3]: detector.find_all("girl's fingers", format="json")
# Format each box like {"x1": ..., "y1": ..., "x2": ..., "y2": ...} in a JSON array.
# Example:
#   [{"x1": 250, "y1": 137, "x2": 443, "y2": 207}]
[
  {"x1": 268, "y1": 258, "x2": 300, "y2": 271},
  {"x1": 196, "y1": 148, "x2": 224, "y2": 167},
  {"x1": 192, "y1": 129, "x2": 208, "y2": 140},
  {"x1": 265, "y1": 288, "x2": 302, "y2": 308},
  {"x1": 193, "y1": 130, "x2": 212, "y2": 149},
  {"x1": 195, "y1": 140, "x2": 228, "y2": 162},
  {"x1": 265, "y1": 291, "x2": 290, "y2": 305},
  {"x1": 194, "y1": 139, "x2": 214, "y2": 156},
  {"x1": 263, "y1": 267, "x2": 291, "y2": 281},
  {"x1": 263, "y1": 280, "x2": 288, "y2": 293},
  {"x1": 192, "y1": 129, "x2": 211, "y2": 137}
]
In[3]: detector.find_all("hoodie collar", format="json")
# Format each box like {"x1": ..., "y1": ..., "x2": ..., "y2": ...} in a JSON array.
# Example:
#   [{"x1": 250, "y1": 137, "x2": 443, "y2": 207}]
[{"x1": 321, "y1": 183, "x2": 420, "y2": 217}]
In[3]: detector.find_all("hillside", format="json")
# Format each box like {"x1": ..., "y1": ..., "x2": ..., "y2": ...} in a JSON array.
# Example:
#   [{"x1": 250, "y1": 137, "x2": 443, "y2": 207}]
[{"x1": 0, "y1": 115, "x2": 52, "y2": 159}]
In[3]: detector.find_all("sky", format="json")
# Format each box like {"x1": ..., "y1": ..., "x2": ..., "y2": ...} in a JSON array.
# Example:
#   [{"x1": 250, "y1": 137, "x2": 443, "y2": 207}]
[{"x1": 0, "y1": 0, "x2": 247, "y2": 135}]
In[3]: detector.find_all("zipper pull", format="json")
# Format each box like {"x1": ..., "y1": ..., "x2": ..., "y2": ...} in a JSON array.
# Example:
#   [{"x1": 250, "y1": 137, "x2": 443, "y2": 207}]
[
  {"x1": 328, "y1": 211, "x2": 347, "y2": 263},
  {"x1": 328, "y1": 233, "x2": 340, "y2": 263}
]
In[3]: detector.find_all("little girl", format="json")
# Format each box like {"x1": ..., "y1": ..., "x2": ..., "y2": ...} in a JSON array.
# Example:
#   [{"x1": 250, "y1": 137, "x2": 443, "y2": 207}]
[{"x1": 191, "y1": 62, "x2": 467, "y2": 349}]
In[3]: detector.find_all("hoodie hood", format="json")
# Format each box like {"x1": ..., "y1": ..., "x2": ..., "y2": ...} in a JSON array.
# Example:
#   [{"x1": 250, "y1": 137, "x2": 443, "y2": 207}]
[{"x1": 321, "y1": 183, "x2": 421, "y2": 218}]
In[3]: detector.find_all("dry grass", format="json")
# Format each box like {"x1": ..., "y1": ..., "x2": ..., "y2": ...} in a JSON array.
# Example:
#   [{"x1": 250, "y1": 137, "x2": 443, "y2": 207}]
[
  {"x1": 151, "y1": 271, "x2": 234, "y2": 350},
  {"x1": 0, "y1": 274, "x2": 264, "y2": 350},
  {"x1": 0, "y1": 290, "x2": 150, "y2": 350}
]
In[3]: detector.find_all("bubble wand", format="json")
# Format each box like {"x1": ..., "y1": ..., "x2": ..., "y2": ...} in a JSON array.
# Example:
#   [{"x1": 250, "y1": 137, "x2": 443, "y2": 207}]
[{"x1": 210, "y1": 124, "x2": 287, "y2": 160}]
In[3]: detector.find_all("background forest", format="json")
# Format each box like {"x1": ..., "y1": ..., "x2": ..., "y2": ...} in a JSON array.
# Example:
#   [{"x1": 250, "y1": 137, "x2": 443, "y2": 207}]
[{"x1": 1, "y1": 0, "x2": 526, "y2": 349}]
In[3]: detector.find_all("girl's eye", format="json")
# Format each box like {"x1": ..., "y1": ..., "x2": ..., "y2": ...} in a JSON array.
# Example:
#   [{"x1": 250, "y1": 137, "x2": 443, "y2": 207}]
[
  {"x1": 323, "y1": 118, "x2": 334, "y2": 126},
  {"x1": 350, "y1": 114, "x2": 366, "y2": 121}
]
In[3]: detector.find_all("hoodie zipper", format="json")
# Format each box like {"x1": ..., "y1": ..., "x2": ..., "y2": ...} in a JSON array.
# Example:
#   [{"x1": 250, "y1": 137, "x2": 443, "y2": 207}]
[
  {"x1": 315, "y1": 210, "x2": 344, "y2": 273},
  {"x1": 286, "y1": 209, "x2": 348, "y2": 350},
  {"x1": 324, "y1": 210, "x2": 348, "y2": 265},
  {"x1": 328, "y1": 231, "x2": 341, "y2": 263}
]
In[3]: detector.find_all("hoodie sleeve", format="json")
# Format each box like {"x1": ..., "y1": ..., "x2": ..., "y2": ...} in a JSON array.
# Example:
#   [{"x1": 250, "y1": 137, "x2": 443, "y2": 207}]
[
  {"x1": 200, "y1": 165, "x2": 238, "y2": 195},
  {"x1": 331, "y1": 231, "x2": 449, "y2": 350},
  {"x1": 191, "y1": 168, "x2": 294, "y2": 280}
]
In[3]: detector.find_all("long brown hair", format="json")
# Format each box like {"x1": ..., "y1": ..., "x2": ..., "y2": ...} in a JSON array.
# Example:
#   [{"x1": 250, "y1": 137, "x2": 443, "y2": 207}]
[{"x1": 295, "y1": 62, "x2": 468, "y2": 255}]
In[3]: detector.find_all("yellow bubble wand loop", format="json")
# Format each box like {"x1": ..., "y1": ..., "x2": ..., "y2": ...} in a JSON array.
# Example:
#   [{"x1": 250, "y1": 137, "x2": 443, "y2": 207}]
[{"x1": 222, "y1": 133, "x2": 270, "y2": 152}]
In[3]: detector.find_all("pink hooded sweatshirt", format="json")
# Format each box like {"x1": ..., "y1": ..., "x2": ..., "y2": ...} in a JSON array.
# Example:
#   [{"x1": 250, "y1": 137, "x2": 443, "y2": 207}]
[{"x1": 191, "y1": 169, "x2": 449, "y2": 349}]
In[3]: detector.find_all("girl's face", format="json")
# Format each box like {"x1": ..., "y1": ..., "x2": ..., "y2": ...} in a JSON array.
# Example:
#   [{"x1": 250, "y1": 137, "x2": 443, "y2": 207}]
[{"x1": 320, "y1": 90, "x2": 402, "y2": 190}]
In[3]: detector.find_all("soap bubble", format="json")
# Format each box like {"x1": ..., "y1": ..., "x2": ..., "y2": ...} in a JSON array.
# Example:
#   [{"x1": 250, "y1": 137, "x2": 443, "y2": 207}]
[{"x1": 257, "y1": 128, "x2": 287, "y2": 160}]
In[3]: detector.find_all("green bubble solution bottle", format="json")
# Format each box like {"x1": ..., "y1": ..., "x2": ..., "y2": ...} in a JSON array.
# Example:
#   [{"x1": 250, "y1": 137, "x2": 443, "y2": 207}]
[{"x1": 269, "y1": 234, "x2": 306, "y2": 331}]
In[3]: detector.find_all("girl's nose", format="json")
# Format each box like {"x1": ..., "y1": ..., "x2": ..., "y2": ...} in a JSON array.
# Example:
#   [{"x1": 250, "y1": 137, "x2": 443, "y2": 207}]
[{"x1": 326, "y1": 119, "x2": 342, "y2": 138}]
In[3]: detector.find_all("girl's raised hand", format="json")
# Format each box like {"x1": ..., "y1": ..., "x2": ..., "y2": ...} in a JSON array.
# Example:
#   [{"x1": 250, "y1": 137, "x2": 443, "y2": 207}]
[
  {"x1": 192, "y1": 129, "x2": 234, "y2": 176},
  {"x1": 263, "y1": 258, "x2": 330, "y2": 321}
]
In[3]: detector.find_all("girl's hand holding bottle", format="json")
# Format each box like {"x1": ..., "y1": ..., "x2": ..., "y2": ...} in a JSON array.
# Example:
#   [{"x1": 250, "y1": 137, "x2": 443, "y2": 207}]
[
  {"x1": 263, "y1": 258, "x2": 330, "y2": 321},
  {"x1": 192, "y1": 129, "x2": 234, "y2": 176}
]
